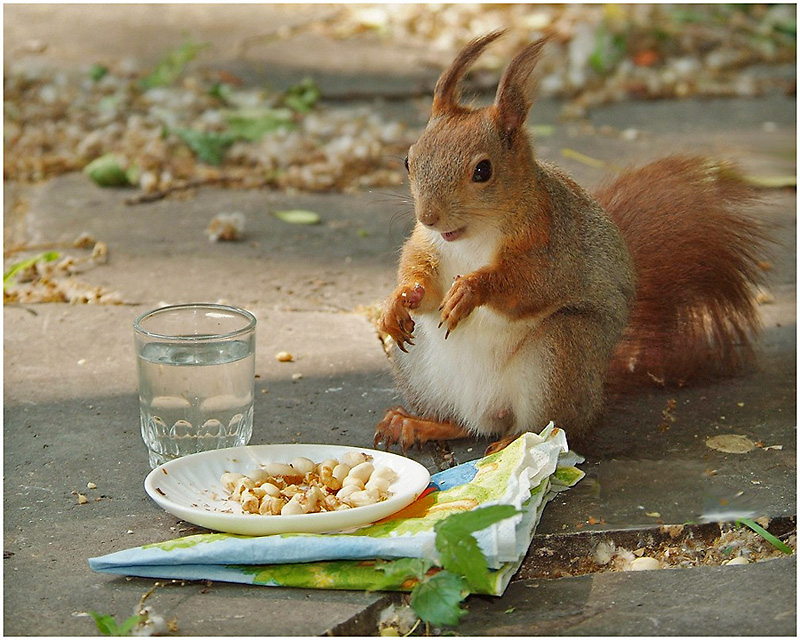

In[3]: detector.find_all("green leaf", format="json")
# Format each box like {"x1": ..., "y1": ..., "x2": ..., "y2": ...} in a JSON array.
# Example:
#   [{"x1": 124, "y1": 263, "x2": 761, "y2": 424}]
[
  {"x1": 589, "y1": 27, "x2": 627, "y2": 75},
  {"x1": 84, "y1": 154, "x2": 133, "y2": 187},
  {"x1": 139, "y1": 39, "x2": 208, "y2": 89},
  {"x1": 4, "y1": 251, "x2": 60, "y2": 289},
  {"x1": 89, "y1": 611, "x2": 120, "y2": 636},
  {"x1": 224, "y1": 108, "x2": 296, "y2": 142},
  {"x1": 529, "y1": 124, "x2": 556, "y2": 137},
  {"x1": 89, "y1": 64, "x2": 109, "y2": 82},
  {"x1": 208, "y1": 81, "x2": 233, "y2": 102},
  {"x1": 434, "y1": 505, "x2": 519, "y2": 593},
  {"x1": 272, "y1": 209, "x2": 321, "y2": 225},
  {"x1": 88, "y1": 610, "x2": 140, "y2": 636},
  {"x1": 435, "y1": 504, "x2": 520, "y2": 538},
  {"x1": 174, "y1": 129, "x2": 235, "y2": 165},
  {"x1": 281, "y1": 77, "x2": 321, "y2": 113},
  {"x1": 435, "y1": 526, "x2": 489, "y2": 592},
  {"x1": 410, "y1": 571, "x2": 467, "y2": 627},
  {"x1": 737, "y1": 518, "x2": 794, "y2": 555},
  {"x1": 375, "y1": 557, "x2": 433, "y2": 584},
  {"x1": 115, "y1": 614, "x2": 141, "y2": 636}
]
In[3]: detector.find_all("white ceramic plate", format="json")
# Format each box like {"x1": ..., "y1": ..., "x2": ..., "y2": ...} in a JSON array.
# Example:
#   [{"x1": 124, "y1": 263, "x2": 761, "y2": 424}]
[{"x1": 144, "y1": 444, "x2": 431, "y2": 536}]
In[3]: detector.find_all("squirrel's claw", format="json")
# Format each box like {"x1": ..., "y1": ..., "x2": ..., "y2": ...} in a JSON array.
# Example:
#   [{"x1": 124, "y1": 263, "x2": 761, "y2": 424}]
[
  {"x1": 439, "y1": 273, "x2": 482, "y2": 336},
  {"x1": 374, "y1": 407, "x2": 413, "y2": 451},
  {"x1": 379, "y1": 294, "x2": 417, "y2": 352},
  {"x1": 374, "y1": 408, "x2": 471, "y2": 454}
]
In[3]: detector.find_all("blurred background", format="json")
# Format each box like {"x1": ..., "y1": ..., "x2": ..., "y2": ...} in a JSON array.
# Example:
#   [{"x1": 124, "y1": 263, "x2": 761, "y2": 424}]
[{"x1": 5, "y1": 3, "x2": 796, "y2": 193}]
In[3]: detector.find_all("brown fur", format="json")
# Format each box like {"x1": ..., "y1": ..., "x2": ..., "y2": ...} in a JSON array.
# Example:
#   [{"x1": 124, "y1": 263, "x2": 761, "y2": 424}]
[
  {"x1": 597, "y1": 156, "x2": 768, "y2": 388},
  {"x1": 375, "y1": 32, "x2": 768, "y2": 453}
]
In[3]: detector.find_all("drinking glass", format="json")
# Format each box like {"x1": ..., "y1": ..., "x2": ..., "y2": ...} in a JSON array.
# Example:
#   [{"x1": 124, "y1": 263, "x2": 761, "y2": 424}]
[{"x1": 134, "y1": 303, "x2": 256, "y2": 468}]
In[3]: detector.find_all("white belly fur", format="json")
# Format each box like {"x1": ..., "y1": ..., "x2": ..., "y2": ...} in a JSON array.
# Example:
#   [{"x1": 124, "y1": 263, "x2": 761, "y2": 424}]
[{"x1": 393, "y1": 228, "x2": 549, "y2": 437}]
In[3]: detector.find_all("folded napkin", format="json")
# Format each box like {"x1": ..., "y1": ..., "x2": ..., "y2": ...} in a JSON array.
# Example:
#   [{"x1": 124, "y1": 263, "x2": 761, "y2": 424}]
[{"x1": 90, "y1": 424, "x2": 583, "y2": 596}]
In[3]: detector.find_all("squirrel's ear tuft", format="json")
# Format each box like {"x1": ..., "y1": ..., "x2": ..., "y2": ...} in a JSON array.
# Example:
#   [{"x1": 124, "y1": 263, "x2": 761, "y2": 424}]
[
  {"x1": 493, "y1": 36, "x2": 550, "y2": 140},
  {"x1": 432, "y1": 30, "x2": 506, "y2": 117}
]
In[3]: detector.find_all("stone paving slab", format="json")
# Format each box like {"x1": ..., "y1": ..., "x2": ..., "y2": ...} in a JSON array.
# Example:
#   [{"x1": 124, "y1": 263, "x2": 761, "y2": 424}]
[
  {"x1": 456, "y1": 555, "x2": 796, "y2": 636},
  {"x1": 4, "y1": 4, "x2": 797, "y2": 636},
  {"x1": 5, "y1": 107, "x2": 796, "y2": 635},
  {"x1": 3, "y1": 304, "x2": 398, "y2": 636}
]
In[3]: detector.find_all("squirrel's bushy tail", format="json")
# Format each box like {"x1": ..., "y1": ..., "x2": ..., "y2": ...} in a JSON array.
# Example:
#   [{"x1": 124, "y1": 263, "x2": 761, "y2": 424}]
[{"x1": 595, "y1": 155, "x2": 769, "y2": 388}]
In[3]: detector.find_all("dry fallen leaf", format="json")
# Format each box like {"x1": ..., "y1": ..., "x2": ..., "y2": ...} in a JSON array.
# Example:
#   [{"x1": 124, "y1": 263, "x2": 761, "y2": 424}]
[
  {"x1": 206, "y1": 212, "x2": 245, "y2": 242},
  {"x1": 705, "y1": 434, "x2": 757, "y2": 454},
  {"x1": 272, "y1": 209, "x2": 321, "y2": 225}
]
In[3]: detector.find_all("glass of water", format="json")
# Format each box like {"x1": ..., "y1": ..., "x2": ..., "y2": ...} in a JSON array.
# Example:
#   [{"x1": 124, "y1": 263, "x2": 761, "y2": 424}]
[{"x1": 134, "y1": 303, "x2": 257, "y2": 469}]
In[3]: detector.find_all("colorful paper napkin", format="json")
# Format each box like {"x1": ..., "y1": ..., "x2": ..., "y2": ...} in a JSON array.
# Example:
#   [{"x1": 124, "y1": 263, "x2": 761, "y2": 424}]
[{"x1": 90, "y1": 424, "x2": 583, "y2": 596}]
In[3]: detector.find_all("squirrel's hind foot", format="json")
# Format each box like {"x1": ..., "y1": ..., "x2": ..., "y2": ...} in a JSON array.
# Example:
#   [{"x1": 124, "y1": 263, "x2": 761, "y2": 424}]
[
  {"x1": 374, "y1": 407, "x2": 469, "y2": 453},
  {"x1": 484, "y1": 433, "x2": 519, "y2": 456}
]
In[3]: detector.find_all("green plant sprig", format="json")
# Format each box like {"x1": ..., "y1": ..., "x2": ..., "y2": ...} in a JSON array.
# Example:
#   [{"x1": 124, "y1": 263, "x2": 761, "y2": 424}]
[
  {"x1": 384, "y1": 505, "x2": 520, "y2": 628},
  {"x1": 736, "y1": 518, "x2": 794, "y2": 555}
]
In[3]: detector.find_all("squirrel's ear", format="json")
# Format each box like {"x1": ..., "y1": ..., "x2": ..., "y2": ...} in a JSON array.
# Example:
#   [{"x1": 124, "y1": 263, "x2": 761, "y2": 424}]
[
  {"x1": 432, "y1": 30, "x2": 506, "y2": 117},
  {"x1": 493, "y1": 36, "x2": 550, "y2": 138}
]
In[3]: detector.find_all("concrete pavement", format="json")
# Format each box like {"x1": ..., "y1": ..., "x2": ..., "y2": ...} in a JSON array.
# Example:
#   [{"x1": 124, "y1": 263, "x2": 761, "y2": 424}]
[{"x1": 4, "y1": 4, "x2": 796, "y2": 636}]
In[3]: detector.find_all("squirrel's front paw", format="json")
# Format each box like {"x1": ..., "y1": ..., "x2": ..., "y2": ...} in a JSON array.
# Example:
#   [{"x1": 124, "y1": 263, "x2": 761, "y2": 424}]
[
  {"x1": 379, "y1": 284, "x2": 425, "y2": 352},
  {"x1": 439, "y1": 274, "x2": 482, "y2": 337}
]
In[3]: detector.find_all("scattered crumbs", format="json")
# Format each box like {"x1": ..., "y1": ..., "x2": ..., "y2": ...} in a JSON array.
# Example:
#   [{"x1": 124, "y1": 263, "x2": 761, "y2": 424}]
[
  {"x1": 77, "y1": 493, "x2": 88, "y2": 505},
  {"x1": 77, "y1": 359, "x2": 87, "y2": 366},
  {"x1": 276, "y1": 351, "x2": 294, "y2": 362},
  {"x1": 292, "y1": 372, "x2": 303, "y2": 381},
  {"x1": 155, "y1": 487, "x2": 166, "y2": 496},
  {"x1": 126, "y1": 530, "x2": 134, "y2": 534},
  {"x1": 646, "y1": 511, "x2": 661, "y2": 518},
  {"x1": 206, "y1": 212, "x2": 245, "y2": 242},
  {"x1": 86, "y1": 482, "x2": 97, "y2": 490}
]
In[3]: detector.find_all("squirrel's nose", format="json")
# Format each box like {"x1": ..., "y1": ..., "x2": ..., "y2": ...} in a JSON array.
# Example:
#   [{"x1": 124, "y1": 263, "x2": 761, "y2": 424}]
[{"x1": 418, "y1": 207, "x2": 439, "y2": 228}]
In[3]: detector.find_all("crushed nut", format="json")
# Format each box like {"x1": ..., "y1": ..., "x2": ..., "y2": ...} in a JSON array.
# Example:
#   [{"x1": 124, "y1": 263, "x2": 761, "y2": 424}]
[{"x1": 220, "y1": 452, "x2": 397, "y2": 515}]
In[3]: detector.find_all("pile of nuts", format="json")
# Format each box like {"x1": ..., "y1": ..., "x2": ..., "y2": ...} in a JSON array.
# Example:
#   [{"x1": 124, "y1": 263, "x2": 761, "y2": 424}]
[{"x1": 220, "y1": 451, "x2": 397, "y2": 516}]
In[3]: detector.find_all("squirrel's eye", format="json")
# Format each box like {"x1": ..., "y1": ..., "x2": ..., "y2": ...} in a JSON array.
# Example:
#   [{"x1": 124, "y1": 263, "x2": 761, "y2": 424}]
[
  {"x1": 404, "y1": 156, "x2": 409, "y2": 172},
  {"x1": 472, "y1": 159, "x2": 492, "y2": 183}
]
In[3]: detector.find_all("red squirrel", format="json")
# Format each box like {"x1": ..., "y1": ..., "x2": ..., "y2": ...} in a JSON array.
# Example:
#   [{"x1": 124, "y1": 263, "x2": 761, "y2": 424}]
[{"x1": 374, "y1": 31, "x2": 768, "y2": 455}]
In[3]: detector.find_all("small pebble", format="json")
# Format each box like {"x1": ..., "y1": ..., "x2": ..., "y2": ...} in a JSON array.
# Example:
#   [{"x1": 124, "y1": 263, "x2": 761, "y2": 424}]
[
  {"x1": 724, "y1": 556, "x2": 749, "y2": 566},
  {"x1": 86, "y1": 482, "x2": 97, "y2": 490},
  {"x1": 629, "y1": 557, "x2": 662, "y2": 571}
]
